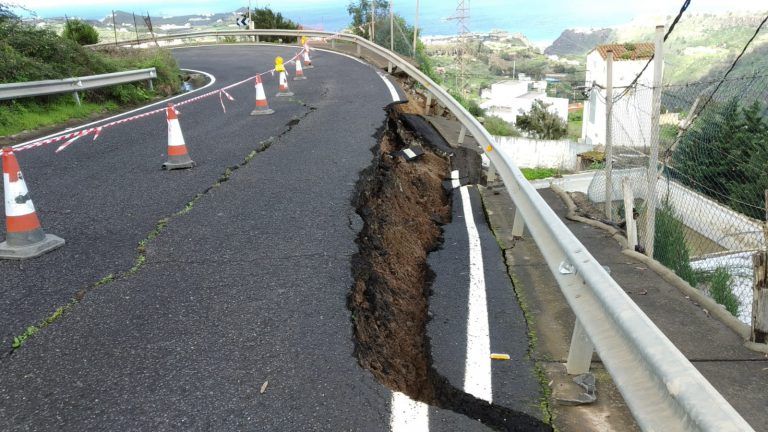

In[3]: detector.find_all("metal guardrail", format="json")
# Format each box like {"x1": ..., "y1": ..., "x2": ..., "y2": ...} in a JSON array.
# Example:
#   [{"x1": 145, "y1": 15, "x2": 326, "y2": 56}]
[
  {"x1": 101, "y1": 30, "x2": 754, "y2": 431},
  {"x1": 0, "y1": 68, "x2": 157, "y2": 104}
]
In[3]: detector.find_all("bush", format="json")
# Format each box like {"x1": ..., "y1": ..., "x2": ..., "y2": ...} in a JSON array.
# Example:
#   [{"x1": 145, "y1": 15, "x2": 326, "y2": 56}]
[
  {"x1": 62, "y1": 19, "x2": 99, "y2": 45},
  {"x1": 484, "y1": 115, "x2": 520, "y2": 137},
  {"x1": 516, "y1": 100, "x2": 568, "y2": 140},
  {"x1": 708, "y1": 268, "x2": 740, "y2": 317},
  {"x1": 654, "y1": 201, "x2": 698, "y2": 286},
  {"x1": 449, "y1": 89, "x2": 484, "y2": 117}
]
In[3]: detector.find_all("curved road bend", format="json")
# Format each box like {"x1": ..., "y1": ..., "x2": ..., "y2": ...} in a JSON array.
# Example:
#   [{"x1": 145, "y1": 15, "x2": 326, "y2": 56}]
[{"x1": 0, "y1": 46, "x2": 494, "y2": 430}]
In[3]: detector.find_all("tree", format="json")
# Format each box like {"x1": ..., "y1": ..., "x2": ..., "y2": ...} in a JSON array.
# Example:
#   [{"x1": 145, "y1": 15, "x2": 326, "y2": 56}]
[
  {"x1": 247, "y1": 7, "x2": 299, "y2": 42},
  {"x1": 672, "y1": 98, "x2": 768, "y2": 219},
  {"x1": 63, "y1": 19, "x2": 99, "y2": 45},
  {"x1": 516, "y1": 100, "x2": 567, "y2": 140},
  {"x1": 347, "y1": 0, "x2": 390, "y2": 41}
]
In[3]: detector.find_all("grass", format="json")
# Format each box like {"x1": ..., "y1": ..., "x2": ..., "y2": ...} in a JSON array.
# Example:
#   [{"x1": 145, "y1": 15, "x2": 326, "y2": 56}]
[
  {"x1": 484, "y1": 115, "x2": 520, "y2": 137},
  {"x1": 521, "y1": 167, "x2": 560, "y2": 181},
  {"x1": 707, "y1": 267, "x2": 740, "y2": 317},
  {"x1": 567, "y1": 108, "x2": 583, "y2": 141},
  {"x1": 0, "y1": 98, "x2": 117, "y2": 137}
]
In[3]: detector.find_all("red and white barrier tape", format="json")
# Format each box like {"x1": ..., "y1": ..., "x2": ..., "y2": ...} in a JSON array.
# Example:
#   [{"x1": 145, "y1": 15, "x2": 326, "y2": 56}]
[{"x1": 17, "y1": 44, "x2": 309, "y2": 154}]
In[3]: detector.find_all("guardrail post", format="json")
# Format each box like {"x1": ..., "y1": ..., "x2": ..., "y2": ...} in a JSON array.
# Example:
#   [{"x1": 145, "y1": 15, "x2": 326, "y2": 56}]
[
  {"x1": 331, "y1": 39, "x2": 336, "y2": 49},
  {"x1": 458, "y1": 125, "x2": 467, "y2": 145},
  {"x1": 255, "y1": 35, "x2": 260, "y2": 43},
  {"x1": 623, "y1": 178, "x2": 637, "y2": 249},
  {"x1": 566, "y1": 320, "x2": 594, "y2": 375},
  {"x1": 146, "y1": 79, "x2": 154, "y2": 92},
  {"x1": 425, "y1": 93, "x2": 432, "y2": 115},
  {"x1": 388, "y1": 61, "x2": 393, "y2": 73},
  {"x1": 356, "y1": 43, "x2": 361, "y2": 57},
  {"x1": 512, "y1": 208, "x2": 525, "y2": 237},
  {"x1": 72, "y1": 91, "x2": 81, "y2": 106}
]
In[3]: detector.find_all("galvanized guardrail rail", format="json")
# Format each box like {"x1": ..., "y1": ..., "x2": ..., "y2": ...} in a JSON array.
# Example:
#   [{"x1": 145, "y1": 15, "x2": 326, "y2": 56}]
[
  {"x1": 100, "y1": 29, "x2": 754, "y2": 431},
  {"x1": 0, "y1": 68, "x2": 157, "y2": 105}
]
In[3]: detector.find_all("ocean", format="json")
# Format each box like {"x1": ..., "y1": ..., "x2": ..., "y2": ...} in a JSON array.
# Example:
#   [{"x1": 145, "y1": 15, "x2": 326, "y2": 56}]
[{"x1": 22, "y1": 0, "x2": 638, "y2": 45}]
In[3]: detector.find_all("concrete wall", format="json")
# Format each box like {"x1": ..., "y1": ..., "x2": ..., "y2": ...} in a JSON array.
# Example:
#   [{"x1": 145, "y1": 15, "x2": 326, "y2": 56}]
[{"x1": 493, "y1": 136, "x2": 594, "y2": 171}]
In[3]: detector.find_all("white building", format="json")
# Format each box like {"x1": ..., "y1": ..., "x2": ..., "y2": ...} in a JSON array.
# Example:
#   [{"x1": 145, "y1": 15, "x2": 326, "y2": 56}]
[
  {"x1": 581, "y1": 43, "x2": 657, "y2": 148},
  {"x1": 480, "y1": 78, "x2": 568, "y2": 126}
]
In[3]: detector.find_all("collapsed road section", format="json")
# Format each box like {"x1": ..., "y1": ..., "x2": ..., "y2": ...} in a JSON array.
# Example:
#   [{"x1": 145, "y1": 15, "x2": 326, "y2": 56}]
[{"x1": 349, "y1": 105, "x2": 552, "y2": 431}]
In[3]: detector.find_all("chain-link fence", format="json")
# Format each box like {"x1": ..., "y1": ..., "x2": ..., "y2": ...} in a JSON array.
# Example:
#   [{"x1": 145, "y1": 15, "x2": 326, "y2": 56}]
[{"x1": 587, "y1": 73, "x2": 768, "y2": 324}]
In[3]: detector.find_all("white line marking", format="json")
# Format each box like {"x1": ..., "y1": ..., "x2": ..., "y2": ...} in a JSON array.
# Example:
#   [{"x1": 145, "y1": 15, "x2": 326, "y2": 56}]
[
  {"x1": 12, "y1": 68, "x2": 217, "y2": 151},
  {"x1": 390, "y1": 392, "x2": 429, "y2": 432},
  {"x1": 451, "y1": 169, "x2": 461, "y2": 189},
  {"x1": 376, "y1": 71, "x2": 401, "y2": 103},
  {"x1": 459, "y1": 185, "x2": 493, "y2": 402}
]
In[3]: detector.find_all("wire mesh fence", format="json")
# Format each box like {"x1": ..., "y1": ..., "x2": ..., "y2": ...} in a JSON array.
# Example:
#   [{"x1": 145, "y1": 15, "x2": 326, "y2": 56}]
[{"x1": 587, "y1": 73, "x2": 768, "y2": 324}]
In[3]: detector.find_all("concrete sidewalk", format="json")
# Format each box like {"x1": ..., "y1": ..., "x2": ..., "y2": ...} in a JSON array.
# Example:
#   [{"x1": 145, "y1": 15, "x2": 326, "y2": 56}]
[{"x1": 481, "y1": 184, "x2": 768, "y2": 431}]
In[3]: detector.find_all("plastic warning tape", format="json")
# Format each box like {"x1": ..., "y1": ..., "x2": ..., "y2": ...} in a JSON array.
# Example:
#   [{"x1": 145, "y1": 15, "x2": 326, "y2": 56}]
[{"x1": 16, "y1": 46, "x2": 307, "y2": 154}]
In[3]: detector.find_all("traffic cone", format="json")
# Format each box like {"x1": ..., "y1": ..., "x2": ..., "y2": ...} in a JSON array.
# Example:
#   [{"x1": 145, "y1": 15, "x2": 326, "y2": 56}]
[
  {"x1": 251, "y1": 76, "x2": 274, "y2": 116},
  {"x1": 293, "y1": 59, "x2": 307, "y2": 81},
  {"x1": 0, "y1": 148, "x2": 64, "y2": 260},
  {"x1": 303, "y1": 45, "x2": 314, "y2": 69},
  {"x1": 163, "y1": 103, "x2": 195, "y2": 170},
  {"x1": 276, "y1": 70, "x2": 294, "y2": 98}
]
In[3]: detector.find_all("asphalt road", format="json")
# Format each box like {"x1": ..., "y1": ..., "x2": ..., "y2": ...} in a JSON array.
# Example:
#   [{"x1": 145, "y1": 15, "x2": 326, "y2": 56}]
[{"x1": 0, "y1": 45, "x2": 511, "y2": 430}]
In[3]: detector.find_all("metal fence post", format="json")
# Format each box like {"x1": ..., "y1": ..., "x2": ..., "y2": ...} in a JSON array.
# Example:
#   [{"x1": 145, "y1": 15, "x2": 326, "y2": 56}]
[
  {"x1": 566, "y1": 320, "x2": 594, "y2": 375},
  {"x1": 604, "y1": 49, "x2": 614, "y2": 221},
  {"x1": 644, "y1": 25, "x2": 665, "y2": 258},
  {"x1": 512, "y1": 208, "x2": 525, "y2": 237},
  {"x1": 72, "y1": 91, "x2": 81, "y2": 106},
  {"x1": 146, "y1": 79, "x2": 154, "y2": 91},
  {"x1": 458, "y1": 125, "x2": 467, "y2": 145},
  {"x1": 753, "y1": 252, "x2": 768, "y2": 343},
  {"x1": 623, "y1": 178, "x2": 638, "y2": 249}
]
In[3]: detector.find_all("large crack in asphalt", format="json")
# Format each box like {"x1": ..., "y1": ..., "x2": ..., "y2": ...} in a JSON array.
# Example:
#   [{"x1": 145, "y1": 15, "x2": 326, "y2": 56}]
[
  {"x1": 349, "y1": 106, "x2": 553, "y2": 431},
  {"x1": 3, "y1": 101, "x2": 316, "y2": 359}
]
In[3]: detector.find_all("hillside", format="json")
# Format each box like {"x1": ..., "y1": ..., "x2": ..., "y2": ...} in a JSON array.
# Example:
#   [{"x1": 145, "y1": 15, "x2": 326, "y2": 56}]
[{"x1": 545, "y1": 12, "x2": 768, "y2": 84}]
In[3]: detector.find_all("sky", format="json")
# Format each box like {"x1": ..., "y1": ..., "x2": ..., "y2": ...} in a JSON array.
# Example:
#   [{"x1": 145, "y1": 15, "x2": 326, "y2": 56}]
[{"x1": 10, "y1": 0, "x2": 767, "y2": 44}]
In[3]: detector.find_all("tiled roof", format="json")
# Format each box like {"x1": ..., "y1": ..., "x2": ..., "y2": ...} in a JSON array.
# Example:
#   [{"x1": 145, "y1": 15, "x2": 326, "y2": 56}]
[{"x1": 594, "y1": 43, "x2": 654, "y2": 61}]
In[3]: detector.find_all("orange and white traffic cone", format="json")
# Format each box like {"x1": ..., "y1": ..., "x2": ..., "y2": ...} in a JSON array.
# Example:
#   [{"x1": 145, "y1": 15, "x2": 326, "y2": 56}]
[
  {"x1": 293, "y1": 59, "x2": 307, "y2": 81},
  {"x1": 0, "y1": 148, "x2": 64, "y2": 260},
  {"x1": 303, "y1": 44, "x2": 314, "y2": 69},
  {"x1": 251, "y1": 75, "x2": 275, "y2": 116},
  {"x1": 163, "y1": 103, "x2": 195, "y2": 170}
]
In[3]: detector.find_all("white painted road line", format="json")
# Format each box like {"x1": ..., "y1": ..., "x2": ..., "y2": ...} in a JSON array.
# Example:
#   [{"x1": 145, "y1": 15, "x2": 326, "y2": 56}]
[
  {"x1": 377, "y1": 71, "x2": 401, "y2": 103},
  {"x1": 12, "y1": 68, "x2": 217, "y2": 151},
  {"x1": 390, "y1": 391, "x2": 429, "y2": 432},
  {"x1": 460, "y1": 185, "x2": 493, "y2": 402},
  {"x1": 451, "y1": 169, "x2": 461, "y2": 189}
]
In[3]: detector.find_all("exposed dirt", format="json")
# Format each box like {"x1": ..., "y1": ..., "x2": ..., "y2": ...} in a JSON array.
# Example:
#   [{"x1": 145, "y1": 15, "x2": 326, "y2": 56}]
[{"x1": 349, "y1": 105, "x2": 552, "y2": 431}]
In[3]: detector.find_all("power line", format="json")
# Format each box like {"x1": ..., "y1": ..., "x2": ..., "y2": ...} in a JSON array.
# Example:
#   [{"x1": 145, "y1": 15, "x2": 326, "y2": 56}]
[
  {"x1": 686, "y1": 12, "x2": 768, "y2": 123},
  {"x1": 613, "y1": 0, "x2": 691, "y2": 102}
]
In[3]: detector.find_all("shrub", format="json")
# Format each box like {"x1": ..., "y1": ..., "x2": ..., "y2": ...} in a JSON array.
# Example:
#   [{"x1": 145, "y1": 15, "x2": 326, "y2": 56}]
[
  {"x1": 708, "y1": 267, "x2": 740, "y2": 317},
  {"x1": 654, "y1": 201, "x2": 698, "y2": 286},
  {"x1": 63, "y1": 19, "x2": 99, "y2": 45},
  {"x1": 516, "y1": 100, "x2": 568, "y2": 140},
  {"x1": 484, "y1": 115, "x2": 520, "y2": 137}
]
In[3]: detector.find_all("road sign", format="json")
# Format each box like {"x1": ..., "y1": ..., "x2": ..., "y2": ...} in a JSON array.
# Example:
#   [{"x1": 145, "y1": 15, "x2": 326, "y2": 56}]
[{"x1": 237, "y1": 16, "x2": 249, "y2": 27}]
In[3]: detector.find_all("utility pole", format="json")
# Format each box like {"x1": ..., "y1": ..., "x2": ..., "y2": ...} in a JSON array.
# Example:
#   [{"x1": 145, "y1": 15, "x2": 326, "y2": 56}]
[
  {"x1": 390, "y1": 0, "x2": 394, "y2": 52},
  {"x1": 412, "y1": 0, "x2": 420, "y2": 57},
  {"x1": 604, "y1": 49, "x2": 614, "y2": 221},
  {"x1": 644, "y1": 25, "x2": 665, "y2": 258},
  {"x1": 112, "y1": 10, "x2": 118, "y2": 46},
  {"x1": 370, "y1": 0, "x2": 375, "y2": 42},
  {"x1": 448, "y1": 0, "x2": 470, "y2": 95}
]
